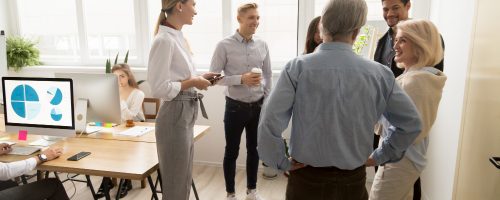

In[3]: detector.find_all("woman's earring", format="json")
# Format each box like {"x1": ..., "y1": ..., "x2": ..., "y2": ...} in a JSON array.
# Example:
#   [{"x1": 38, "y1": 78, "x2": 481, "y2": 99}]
[{"x1": 179, "y1": 9, "x2": 183, "y2": 12}]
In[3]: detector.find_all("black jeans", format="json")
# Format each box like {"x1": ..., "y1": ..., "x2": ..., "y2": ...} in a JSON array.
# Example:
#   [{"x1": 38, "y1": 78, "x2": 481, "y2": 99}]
[
  {"x1": 286, "y1": 165, "x2": 368, "y2": 200},
  {"x1": 223, "y1": 97, "x2": 262, "y2": 193},
  {"x1": 0, "y1": 178, "x2": 69, "y2": 200}
]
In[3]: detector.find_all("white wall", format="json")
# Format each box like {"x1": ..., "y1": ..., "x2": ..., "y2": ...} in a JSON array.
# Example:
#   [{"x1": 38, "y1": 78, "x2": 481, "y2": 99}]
[
  {"x1": 0, "y1": 0, "x2": 11, "y2": 34},
  {"x1": 421, "y1": 0, "x2": 476, "y2": 199}
]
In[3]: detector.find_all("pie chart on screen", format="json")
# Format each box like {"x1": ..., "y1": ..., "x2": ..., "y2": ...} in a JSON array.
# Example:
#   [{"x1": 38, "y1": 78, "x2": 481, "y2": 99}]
[
  {"x1": 10, "y1": 84, "x2": 41, "y2": 120},
  {"x1": 50, "y1": 108, "x2": 63, "y2": 121},
  {"x1": 47, "y1": 87, "x2": 63, "y2": 105}
]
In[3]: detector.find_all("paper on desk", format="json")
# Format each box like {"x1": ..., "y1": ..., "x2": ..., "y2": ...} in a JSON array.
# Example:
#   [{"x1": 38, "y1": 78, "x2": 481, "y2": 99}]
[
  {"x1": 0, "y1": 141, "x2": 16, "y2": 145},
  {"x1": 116, "y1": 126, "x2": 154, "y2": 137}
]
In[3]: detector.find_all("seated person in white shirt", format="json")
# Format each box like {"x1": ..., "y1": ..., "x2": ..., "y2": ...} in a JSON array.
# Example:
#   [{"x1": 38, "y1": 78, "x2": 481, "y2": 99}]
[
  {"x1": 113, "y1": 63, "x2": 146, "y2": 122},
  {"x1": 95, "y1": 63, "x2": 145, "y2": 199},
  {"x1": 0, "y1": 143, "x2": 68, "y2": 200}
]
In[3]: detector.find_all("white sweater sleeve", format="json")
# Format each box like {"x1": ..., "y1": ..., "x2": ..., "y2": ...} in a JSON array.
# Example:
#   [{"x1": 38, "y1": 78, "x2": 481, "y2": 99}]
[
  {"x1": 0, "y1": 157, "x2": 37, "y2": 181},
  {"x1": 120, "y1": 89, "x2": 145, "y2": 121},
  {"x1": 147, "y1": 37, "x2": 182, "y2": 101}
]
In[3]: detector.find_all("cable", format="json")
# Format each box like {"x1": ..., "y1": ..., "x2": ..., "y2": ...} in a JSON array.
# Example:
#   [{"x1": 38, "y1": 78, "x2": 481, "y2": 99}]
[{"x1": 67, "y1": 173, "x2": 77, "y2": 199}]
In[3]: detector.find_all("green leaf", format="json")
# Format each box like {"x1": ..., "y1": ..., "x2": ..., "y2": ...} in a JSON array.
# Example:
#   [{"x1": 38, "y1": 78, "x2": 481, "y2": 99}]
[
  {"x1": 124, "y1": 50, "x2": 129, "y2": 64},
  {"x1": 114, "y1": 53, "x2": 119, "y2": 65},
  {"x1": 6, "y1": 36, "x2": 41, "y2": 72},
  {"x1": 105, "y1": 59, "x2": 111, "y2": 73}
]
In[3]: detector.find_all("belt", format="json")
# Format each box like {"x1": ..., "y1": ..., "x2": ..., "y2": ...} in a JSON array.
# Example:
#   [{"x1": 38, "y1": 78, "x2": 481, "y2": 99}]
[
  {"x1": 225, "y1": 96, "x2": 263, "y2": 108},
  {"x1": 171, "y1": 91, "x2": 208, "y2": 119}
]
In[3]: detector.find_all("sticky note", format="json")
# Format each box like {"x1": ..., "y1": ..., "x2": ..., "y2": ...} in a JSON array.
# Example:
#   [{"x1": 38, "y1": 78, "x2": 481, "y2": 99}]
[
  {"x1": 104, "y1": 123, "x2": 113, "y2": 128},
  {"x1": 95, "y1": 122, "x2": 102, "y2": 127},
  {"x1": 18, "y1": 130, "x2": 28, "y2": 141}
]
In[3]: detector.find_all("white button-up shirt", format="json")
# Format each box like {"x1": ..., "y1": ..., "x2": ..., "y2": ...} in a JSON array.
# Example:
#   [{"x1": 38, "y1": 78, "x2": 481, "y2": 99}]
[
  {"x1": 0, "y1": 157, "x2": 36, "y2": 181},
  {"x1": 148, "y1": 25, "x2": 196, "y2": 101}
]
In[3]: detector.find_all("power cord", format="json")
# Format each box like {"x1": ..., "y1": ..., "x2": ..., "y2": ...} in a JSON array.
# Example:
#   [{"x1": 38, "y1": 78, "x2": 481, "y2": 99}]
[{"x1": 67, "y1": 173, "x2": 77, "y2": 199}]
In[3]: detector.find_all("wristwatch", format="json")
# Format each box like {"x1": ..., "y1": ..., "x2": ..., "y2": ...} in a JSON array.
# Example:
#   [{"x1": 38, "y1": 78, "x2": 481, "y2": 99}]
[{"x1": 37, "y1": 154, "x2": 48, "y2": 162}]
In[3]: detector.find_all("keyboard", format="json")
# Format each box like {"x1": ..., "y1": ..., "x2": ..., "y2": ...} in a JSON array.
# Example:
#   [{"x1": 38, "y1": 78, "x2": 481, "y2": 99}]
[{"x1": 8, "y1": 146, "x2": 41, "y2": 155}]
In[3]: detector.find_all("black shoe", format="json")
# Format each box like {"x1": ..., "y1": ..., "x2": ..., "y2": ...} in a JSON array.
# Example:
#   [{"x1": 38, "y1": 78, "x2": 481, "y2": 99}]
[
  {"x1": 118, "y1": 180, "x2": 132, "y2": 198},
  {"x1": 95, "y1": 178, "x2": 114, "y2": 199}
]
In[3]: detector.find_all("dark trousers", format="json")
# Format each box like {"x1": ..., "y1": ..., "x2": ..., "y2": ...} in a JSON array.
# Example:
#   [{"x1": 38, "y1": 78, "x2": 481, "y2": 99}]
[
  {"x1": 0, "y1": 178, "x2": 69, "y2": 200},
  {"x1": 374, "y1": 134, "x2": 421, "y2": 200},
  {"x1": 223, "y1": 97, "x2": 262, "y2": 193},
  {"x1": 286, "y1": 165, "x2": 368, "y2": 200}
]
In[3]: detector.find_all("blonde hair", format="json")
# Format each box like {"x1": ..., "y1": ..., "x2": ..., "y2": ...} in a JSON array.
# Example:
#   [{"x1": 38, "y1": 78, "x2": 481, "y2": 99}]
[
  {"x1": 112, "y1": 63, "x2": 139, "y2": 89},
  {"x1": 321, "y1": 0, "x2": 367, "y2": 38},
  {"x1": 237, "y1": 3, "x2": 258, "y2": 16},
  {"x1": 396, "y1": 19, "x2": 443, "y2": 68},
  {"x1": 154, "y1": 0, "x2": 189, "y2": 35}
]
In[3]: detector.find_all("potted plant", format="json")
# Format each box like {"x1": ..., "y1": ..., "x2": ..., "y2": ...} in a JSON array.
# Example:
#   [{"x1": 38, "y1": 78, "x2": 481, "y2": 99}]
[
  {"x1": 105, "y1": 50, "x2": 129, "y2": 73},
  {"x1": 6, "y1": 36, "x2": 41, "y2": 72}
]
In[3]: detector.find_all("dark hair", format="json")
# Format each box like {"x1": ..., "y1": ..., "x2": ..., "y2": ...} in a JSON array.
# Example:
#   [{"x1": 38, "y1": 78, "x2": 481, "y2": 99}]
[
  {"x1": 304, "y1": 16, "x2": 322, "y2": 54},
  {"x1": 382, "y1": 0, "x2": 410, "y2": 5},
  {"x1": 112, "y1": 63, "x2": 139, "y2": 89}
]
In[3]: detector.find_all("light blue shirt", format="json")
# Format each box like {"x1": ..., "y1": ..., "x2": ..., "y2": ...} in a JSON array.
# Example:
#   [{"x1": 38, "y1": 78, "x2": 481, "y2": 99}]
[
  {"x1": 258, "y1": 42, "x2": 422, "y2": 171},
  {"x1": 210, "y1": 31, "x2": 272, "y2": 103}
]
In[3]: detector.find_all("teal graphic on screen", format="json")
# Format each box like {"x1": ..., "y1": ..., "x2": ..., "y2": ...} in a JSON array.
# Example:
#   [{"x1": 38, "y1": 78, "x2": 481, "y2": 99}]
[
  {"x1": 5, "y1": 79, "x2": 72, "y2": 127},
  {"x1": 50, "y1": 108, "x2": 63, "y2": 121},
  {"x1": 11, "y1": 84, "x2": 41, "y2": 120},
  {"x1": 47, "y1": 87, "x2": 63, "y2": 105}
]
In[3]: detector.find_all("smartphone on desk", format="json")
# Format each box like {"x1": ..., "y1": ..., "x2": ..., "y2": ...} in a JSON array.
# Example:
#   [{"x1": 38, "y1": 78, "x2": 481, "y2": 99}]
[{"x1": 67, "y1": 151, "x2": 91, "y2": 161}]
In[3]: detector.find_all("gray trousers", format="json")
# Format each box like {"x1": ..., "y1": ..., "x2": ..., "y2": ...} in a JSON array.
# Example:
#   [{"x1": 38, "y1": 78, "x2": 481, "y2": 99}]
[{"x1": 155, "y1": 92, "x2": 198, "y2": 200}]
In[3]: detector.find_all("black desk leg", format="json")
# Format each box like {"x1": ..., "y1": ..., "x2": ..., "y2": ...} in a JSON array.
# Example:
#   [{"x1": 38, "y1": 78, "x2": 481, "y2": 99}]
[
  {"x1": 192, "y1": 179, "x2": 199, "y2": 200},
  {"x1": 85, "y1": 175, "x2": 98, "y2": 200},
  {"x1": 115, "y1": 179, "x2": 125, "y2": 200},
  {"x1": 148, "y1": 175, "x2": 159, "y2": 200},
  {"x1": 20, "y1": 175, "x2": 28, "y2": 185}
]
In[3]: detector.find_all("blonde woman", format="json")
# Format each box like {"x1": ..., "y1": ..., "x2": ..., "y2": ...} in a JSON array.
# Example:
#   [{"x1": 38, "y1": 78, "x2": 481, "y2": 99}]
[
  {"x1": 369, "y1": 19, "x2": 447, "y2": 200},
  {"x1": 147, "y1": 0, "x2": 218, "y2": 199}
]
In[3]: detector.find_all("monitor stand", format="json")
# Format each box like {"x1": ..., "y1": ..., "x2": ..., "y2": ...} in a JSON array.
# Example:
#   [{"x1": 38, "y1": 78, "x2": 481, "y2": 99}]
[{"x1": 75, "y1": 98, "x2": 89, "y2": 134}]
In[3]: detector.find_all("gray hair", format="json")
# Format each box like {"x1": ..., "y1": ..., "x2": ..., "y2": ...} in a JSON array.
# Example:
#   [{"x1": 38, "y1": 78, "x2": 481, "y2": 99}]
[{"x1": 321, "y1": 0, "x2": 367, "y2": 38}]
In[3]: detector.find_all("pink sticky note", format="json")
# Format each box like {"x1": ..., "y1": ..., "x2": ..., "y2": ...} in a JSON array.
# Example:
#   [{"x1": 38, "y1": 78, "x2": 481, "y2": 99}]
[{"x1": 18, "y1": 130, "x2": 28, "y2": 141}]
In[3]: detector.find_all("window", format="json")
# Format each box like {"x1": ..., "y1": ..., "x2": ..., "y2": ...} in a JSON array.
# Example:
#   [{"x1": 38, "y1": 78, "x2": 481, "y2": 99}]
[
  {"x1": 16, "y1": 0, "x2": 143, "y2": 66},
  {"x1": 231, "y1": 0, "x2": 298, "y2": 69},
  {"x1": 83, "y1": 0, "x2": 138, "y2": 62},
  {"x1": 17, "y1": 0, "x2": 79, "y2": 62},
  {"x1": 13, "y1": 0, "x2": 401, "y2": 69}
]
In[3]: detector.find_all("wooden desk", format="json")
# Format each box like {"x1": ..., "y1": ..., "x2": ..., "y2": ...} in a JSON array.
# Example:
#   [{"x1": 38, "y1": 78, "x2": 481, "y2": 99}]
[
  {"x1": 0, "y1": 114, "x2": 210, "y2": 143},
  {"x1": 0, "y1": 136, "x2": 158, "y2": 180},
  {"x1": 82, "y1": 123, "x2": 210, "y2": 143}
]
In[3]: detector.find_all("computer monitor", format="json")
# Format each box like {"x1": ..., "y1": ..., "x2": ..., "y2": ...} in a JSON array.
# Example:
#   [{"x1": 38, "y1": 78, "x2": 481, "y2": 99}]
[
  {"x1": 55, "y1": 73, "x2": 121, "y2": 133},
  {"x1": 2, "y1": 77, "x2": 75, "y2": 137}
]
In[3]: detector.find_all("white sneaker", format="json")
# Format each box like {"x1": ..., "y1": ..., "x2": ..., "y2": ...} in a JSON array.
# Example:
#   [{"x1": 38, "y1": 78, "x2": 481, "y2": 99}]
[
  {"x1": 227, "y1": 193, "x2": 238, "y2": 200},
  {"x1": 245, "y1": 189, "x2": 264, "y2": 200}
]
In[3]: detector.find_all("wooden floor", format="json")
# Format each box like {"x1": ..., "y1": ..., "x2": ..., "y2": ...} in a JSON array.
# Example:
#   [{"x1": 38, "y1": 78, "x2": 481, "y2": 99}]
[{"x1": 54, "y1": 164, "x2": 372, "y2": 200}]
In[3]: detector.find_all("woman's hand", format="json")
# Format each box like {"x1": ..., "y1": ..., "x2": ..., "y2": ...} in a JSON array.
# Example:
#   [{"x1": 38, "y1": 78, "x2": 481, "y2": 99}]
[
  {"x1": 365, "y1": 156, "x2": 376, "y2": 167},
  {"x1": 201, "y1": 72, "x2": 221, "y2": 80}
]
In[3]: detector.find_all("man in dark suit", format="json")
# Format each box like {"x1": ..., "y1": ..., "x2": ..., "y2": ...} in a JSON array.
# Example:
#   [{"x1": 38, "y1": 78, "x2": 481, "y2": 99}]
[{"x1": 373, "y1": 1, "x2": 444, "y2": 199}]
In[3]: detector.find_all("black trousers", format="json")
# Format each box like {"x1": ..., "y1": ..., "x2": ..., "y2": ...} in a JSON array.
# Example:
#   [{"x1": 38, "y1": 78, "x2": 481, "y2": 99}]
[
  {"x1": 286, "y1": 165, "x2": 368, "y2": 200},
  {"x1": 223, "y1": 97, "x2": 262, "y2": 193},
  {"x1": 0, "y1": 178, "x2": 69, "y2": 200}
]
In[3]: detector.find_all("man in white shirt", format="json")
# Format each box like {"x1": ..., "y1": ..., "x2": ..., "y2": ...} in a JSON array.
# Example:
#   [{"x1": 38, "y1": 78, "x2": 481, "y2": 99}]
[{"x1": 0, "y1": 143, "x2": 68, "y2": 200}]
